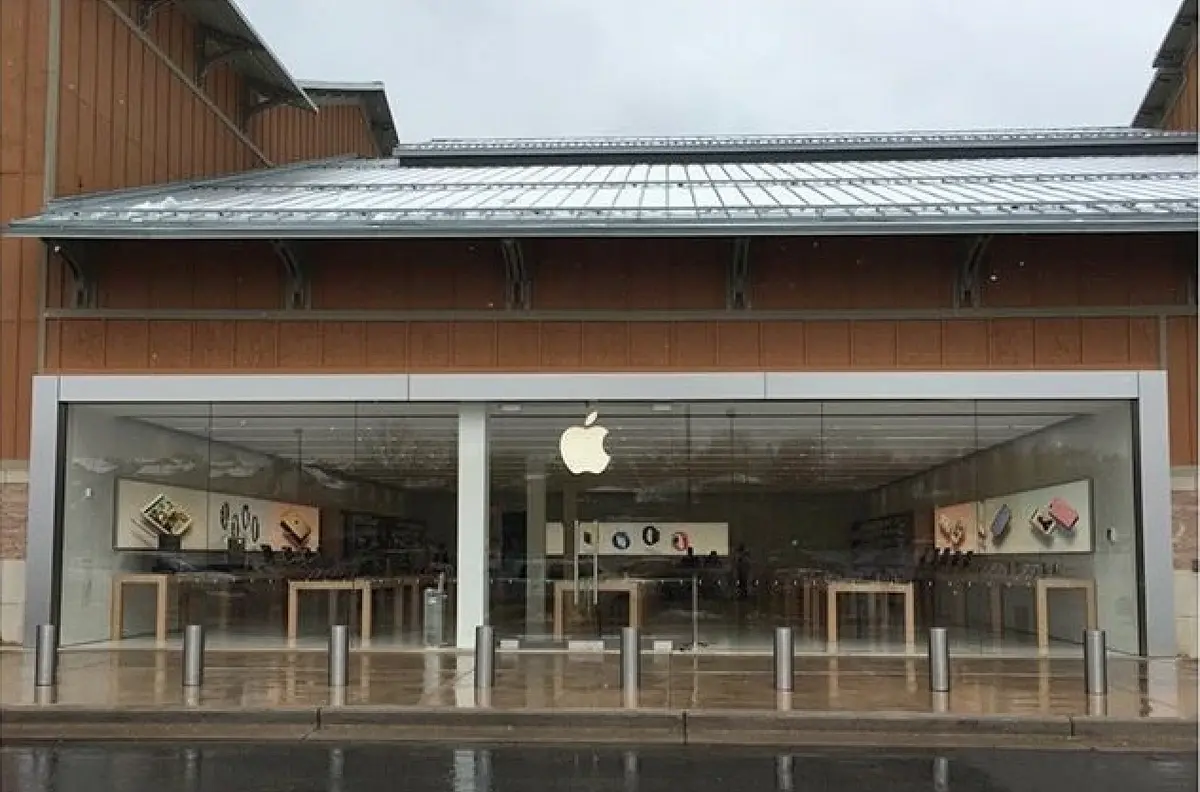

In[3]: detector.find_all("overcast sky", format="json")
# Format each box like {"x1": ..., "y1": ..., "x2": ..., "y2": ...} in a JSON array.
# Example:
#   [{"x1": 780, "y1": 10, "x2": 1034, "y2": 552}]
[{"x1": 238, "y1": 0, "x2": 1180, "y2": 143}]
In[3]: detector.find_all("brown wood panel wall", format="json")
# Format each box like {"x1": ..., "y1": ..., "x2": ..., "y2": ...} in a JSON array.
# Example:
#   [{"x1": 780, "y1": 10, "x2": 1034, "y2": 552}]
[
  {"x1": 43, "y1": 316, "x2": 1164, "y2": 373},
  {"x1": 252, "y1": 104, "x2": 380, "y2": 164},
  {"x1": 55, "y1": 0, "x2": 255, "y2": 197},
  {"x1": 0, "y1": 0, "x2": 49, "y2": 461},
  {"x1": 980, "y1": 234, "x2": 1193, "y2": 306},
  {"x1": 1167, "y1": 316, "x2": 1199, "y2": 466},
  {"x1": 1163, "y1": 48, "x2": 1199, "y2": 131},
  {"x1": 47, "y1": 234, "x2": 1196, "y2": 312}
]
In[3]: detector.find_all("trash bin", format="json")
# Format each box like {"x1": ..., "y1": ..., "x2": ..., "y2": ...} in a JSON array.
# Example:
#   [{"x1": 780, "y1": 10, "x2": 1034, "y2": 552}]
[{"x1": 423, "y1": 588, "x2": 447, "y2": 647}]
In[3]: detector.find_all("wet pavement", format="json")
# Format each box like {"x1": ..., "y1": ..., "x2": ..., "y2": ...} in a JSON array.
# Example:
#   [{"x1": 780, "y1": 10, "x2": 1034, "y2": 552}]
[
  {"x1": 1, "y1": 649, "x2": 1195, "y2": 719},
  {"x1": 0, "y1": 742, "x2": 1196, "y2": 791}
]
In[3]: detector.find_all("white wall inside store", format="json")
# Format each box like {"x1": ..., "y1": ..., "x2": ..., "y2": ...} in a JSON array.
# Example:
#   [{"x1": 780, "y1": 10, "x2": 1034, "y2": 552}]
[
  {"x1": 59, "y1": 408, "x2": 453, "y2": 645},
  {"x1": 869, "y1": 403, "x2": 1141, "y2": 654}
]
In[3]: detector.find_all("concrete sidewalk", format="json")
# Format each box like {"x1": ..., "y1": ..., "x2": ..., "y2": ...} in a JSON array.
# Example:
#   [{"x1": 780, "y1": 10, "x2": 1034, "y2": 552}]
[{"x1": 1, "y1": 650, "x2": 1195, "y2": 750}]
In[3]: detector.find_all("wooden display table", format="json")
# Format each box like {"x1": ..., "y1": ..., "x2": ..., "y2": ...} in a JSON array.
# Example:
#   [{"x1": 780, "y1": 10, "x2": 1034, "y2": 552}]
[
  {"x1": 286, "y1": 579, "x2": 373, "y2": 641},
  {"x1": 1035, "y1": 577, "x2": 1097, "y2": 655},
  {"x1": 780, "y1": 578, "x2": 825, "y2": 634},
  {"x1": 825, "y1": 580, "x2": 916, "y2": 652},
  {"x1": 552, "y1": 579, "x2": 646, "y2": 640},
  {"x1": 110, "y1": 573, "x2": 174, "y2": 642}
]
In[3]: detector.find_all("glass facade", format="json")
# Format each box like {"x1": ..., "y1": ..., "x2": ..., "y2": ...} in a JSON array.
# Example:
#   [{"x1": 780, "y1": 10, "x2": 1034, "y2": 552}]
[{"x1": 53, "y1": 396, "x2": 1143, "y2": 655}]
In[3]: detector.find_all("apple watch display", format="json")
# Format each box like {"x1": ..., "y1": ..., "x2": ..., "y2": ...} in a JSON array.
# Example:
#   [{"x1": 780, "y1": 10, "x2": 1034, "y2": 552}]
[
  {"x1": 671, "y1": 531, "x2": 691, "y2": 552},
  {"x1": 1029, "y1": 507, "x2": 1056, "y2": 538},
  {"x1": 642, "y1": 525, "x2": 660, "y2": 547},
  {"x1": 1047, "y1": 497, "x2": 1079, "y2": 531},
  {"x1": 612, "y1": 531, "x2": 631, "y2": 550}
]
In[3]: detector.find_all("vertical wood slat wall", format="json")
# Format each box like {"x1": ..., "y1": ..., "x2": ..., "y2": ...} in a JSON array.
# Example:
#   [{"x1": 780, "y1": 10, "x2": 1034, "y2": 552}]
[
  {"x1": 1163, "y1": 48, "x2": 1199, "y2": 132},
  {"x1": 1, "y1": 0, "x2": 383, "y2": 460}
]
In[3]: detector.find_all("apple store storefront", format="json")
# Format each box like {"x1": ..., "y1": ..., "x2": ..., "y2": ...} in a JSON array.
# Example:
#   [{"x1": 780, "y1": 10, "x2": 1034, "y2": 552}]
[{"x1": 23, "y1": 371, "x2": 1177, "y2": 658}]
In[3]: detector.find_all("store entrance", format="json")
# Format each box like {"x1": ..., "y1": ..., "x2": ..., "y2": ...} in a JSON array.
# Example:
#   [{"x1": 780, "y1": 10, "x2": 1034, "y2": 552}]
[{"x1": 486, "y1": 399, "x2": 1140, "y2": 657}]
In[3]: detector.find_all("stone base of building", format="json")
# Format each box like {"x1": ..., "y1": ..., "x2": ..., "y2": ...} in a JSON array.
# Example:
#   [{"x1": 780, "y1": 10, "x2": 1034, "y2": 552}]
[
  {"x1": 0, "y1": 466, "x2": 28, "y2": 644},
  {"x1": 1173, "y1": 468, "x2": 1198, "y2": 658}
]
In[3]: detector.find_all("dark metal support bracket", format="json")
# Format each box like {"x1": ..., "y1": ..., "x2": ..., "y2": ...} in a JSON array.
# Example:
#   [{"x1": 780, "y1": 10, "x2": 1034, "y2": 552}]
[
  {"x1": 51, "y1": 240, "x2": 97, "y2": 309},
  {"x1": 136, "y1": 0, "x2": 176, "y2": 29},
  {"x1": 271, "y1": 240, "x2": 310, "y2": 309},
  {"x1": 241, "y1": 79, "x2": 292, "y2": 130},
  {"x1": 955, "y1": 235, "x2": 992, "y2": 309},
  {"x1": 195, "y1": 24, "x2": 265, "y2": 84},
  {"x1": 727, "y1": 237, "x2": 751, "y2": 309},
  {"x1": 501, "y1": 239, "x2": 531, "y2": 309}
]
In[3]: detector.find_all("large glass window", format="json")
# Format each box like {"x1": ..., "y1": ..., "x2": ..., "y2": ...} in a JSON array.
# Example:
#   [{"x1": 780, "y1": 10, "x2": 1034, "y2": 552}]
[
  {"x1": 486, "y1": 400, "x2": 1141, "y2": 656},
  {"x1": 57, "y1": 402, "x2": 457, "y2": 648}
]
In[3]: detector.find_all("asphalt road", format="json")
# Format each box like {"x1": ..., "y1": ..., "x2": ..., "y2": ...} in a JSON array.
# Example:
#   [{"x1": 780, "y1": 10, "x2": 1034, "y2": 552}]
[{"x1": 1, "y1": 743, "x2": 1195, "y2": 791}]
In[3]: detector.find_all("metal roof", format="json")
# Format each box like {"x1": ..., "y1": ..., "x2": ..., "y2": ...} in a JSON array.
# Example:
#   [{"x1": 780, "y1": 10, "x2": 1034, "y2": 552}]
[
  {"x1": 392, "y1": 127, "x2": 1197, "y2": 166},
  {"x1": 168, "y1": 0, "x2": 317, "y2": 113},
  {"x1": 298, "y1": 81, "x2": 399, "y2": 156},
  {"x1": 6, "y1": 133, "x2": 1197, "y2": 240},
  {"x1": 1133, "y1": 0, "x2": 1198, "y2": 128}
]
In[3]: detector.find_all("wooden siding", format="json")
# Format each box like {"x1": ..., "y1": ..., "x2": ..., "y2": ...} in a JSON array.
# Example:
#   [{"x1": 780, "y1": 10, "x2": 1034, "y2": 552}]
[
  {"x1": 1163, "y1": 47, "x2": 1199, "y2": 131},
  {"x1": 0, "y1": 0, "x2": 49, "y2": 461},
  {"x1": 46, "y1": 234, "x2": 1196, "y2": 313},
  {"x1": 55, "y1": 0, "x2": 257, "y2": 197},
  {"x1": 252, "y1": 103, "x2": 381, "y2": 164},
  {"x1": 42, "y1": 315, "x2": 1165, "y2": 373}
]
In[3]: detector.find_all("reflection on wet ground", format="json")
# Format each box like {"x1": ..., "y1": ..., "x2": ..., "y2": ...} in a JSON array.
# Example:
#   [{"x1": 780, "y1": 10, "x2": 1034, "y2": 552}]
[
  {"x1": 1, "y1": 649, "x2": 1195, "y2": 719},
  {"x1": 1, "y1": 743, "x2": 1196, "y2": 792}
]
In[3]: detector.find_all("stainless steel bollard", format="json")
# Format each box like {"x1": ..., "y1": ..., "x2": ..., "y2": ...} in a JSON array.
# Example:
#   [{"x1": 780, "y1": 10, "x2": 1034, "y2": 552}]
[
  {"x1": 620, "y1": 626, "x2": 641, "y2": 692},
  {"x1": 34, "y1": 624, "x2": 58, "y2": 688},
  {"x1": 328, "y1": 624, "x2": 349, "y2": 688},
  {"x1": 1084, "y1": 629, "x2": 1108, "y2": 696},
  {"x1": 182, "y1": 624, "x2": 205, "y2": 688},
  {"x1": 773, "y1": 627, "x2": 794, "y2": 692},
  {"x1": 474, "y1": 625, "x2": 495, "y2": 690},
  {"x1": 928, "y1": 627, "x2": 950, "y2": 693}
]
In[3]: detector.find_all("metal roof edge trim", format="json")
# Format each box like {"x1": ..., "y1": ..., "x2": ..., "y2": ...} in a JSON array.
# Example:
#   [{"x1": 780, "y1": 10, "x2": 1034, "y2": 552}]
[
  {"x1": 218, "y1": 0, "x2": 318, "y2": 113},
  {"x1": 1132, "y1": 0, "x2": 1198, "y2": 127},
  {"x1": 297, "y1": 80, "x2": 398, "y2": 155},
  {"x1": 7, "y1": 215, "x2": 1196, "y2": 241}
]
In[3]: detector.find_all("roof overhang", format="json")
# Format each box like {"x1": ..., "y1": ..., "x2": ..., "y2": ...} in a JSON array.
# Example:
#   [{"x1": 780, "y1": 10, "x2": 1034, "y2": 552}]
[
  {"x1": 148, "y1": 0, "x2": 317, "y2": 113},
  {"x1": 298, "y1": 80, "x2": 399, "y2": 156},
  {"x1": 1133, "y1": 0, "x2": 1198, "y2": 128}
]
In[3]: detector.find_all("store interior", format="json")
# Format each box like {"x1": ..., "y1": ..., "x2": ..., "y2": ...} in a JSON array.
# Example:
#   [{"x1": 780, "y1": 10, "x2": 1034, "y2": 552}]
[{"x1": 56, "y1": 399, "x2": 1142, "y2": 656}]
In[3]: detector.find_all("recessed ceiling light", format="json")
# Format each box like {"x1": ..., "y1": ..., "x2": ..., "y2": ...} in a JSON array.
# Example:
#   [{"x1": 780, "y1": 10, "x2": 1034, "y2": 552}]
[
  {"x1": 499, "y1": 404, "x2": 522, "y2": 413},
  {"x1": 651, "y1": 404, "x2": 673, "y2": 412}
]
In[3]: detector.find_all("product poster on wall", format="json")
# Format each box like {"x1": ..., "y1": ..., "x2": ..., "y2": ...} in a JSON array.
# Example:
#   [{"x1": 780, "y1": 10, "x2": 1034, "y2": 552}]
[
  {"x1": 115, "y1": 479, "x2": 321, "y2": 551},
  {"x1": 545, "y1": 522, "x2": 729, "y2": 556},
  {"x1": 932, "y1": 479, "x2": 1092, "y2": 555}
]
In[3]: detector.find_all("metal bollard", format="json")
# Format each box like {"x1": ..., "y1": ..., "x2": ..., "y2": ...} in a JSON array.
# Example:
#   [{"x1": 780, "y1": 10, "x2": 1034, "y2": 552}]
[
  {"x1": 474, "y1": 625, "x2": 495, "y2": 690},
  {"x1": 34, "y1": 624, "x2": 58, "y2": 688},
  {"x1": 328, "y1": 624, "x2": 349, "y2": 688},
  {"x1": 182, "y1": 624, "x2": 205, "y2": 688},
  {"x1": 773, "y1": 627, "x2": 794, "y2": 692},
  {"x1": 928, "y1": 627, "x2": 950, "y2": 693},
  {"x1": 1083, "y1": 629, "x2": 1108, "y2": 696},
  {"x1": 620, "y1": 626, "x2": 641, "y2": 692}
]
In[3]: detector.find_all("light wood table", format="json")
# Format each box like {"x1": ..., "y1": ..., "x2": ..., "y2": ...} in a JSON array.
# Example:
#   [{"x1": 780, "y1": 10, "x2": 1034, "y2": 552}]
[
  {"x1": 781, "y1": 578, "x2": 825, "y2": 635},
  {"x1": 1035, "y1": 577, "x2": 1097, "y2": 655},
  {"x1": 552, "y1": 579, "x2": 646, "y2": 640},
  {"x1": 110, "y1": 573, "x2": 174, "y2": 642},
  {"x1": 825, "y1": 580, "x2": 916, "y2": 652},
  {"x1": 286, "y1": 579, "x2": 373, "y2": 641}
]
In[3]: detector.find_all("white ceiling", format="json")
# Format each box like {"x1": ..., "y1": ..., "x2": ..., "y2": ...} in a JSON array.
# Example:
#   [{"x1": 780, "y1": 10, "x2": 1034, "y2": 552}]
[{"x1": 82, "y1": 400, "x2": 1113, "y2": 494}]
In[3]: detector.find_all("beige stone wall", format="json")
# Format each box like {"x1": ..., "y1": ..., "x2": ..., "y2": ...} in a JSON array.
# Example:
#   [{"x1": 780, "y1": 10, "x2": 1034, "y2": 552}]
[
  {"x1": 1173, "y1": 469, "x2": 1198, "y2": 658},
  {"x1": 0, "y1": 468, "x2": 28, "y2": 643}
]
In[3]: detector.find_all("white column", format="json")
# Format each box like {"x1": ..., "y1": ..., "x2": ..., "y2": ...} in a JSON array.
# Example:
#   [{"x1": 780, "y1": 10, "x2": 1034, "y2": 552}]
[
  {"x1": 524, "y1": 461, "x2": 547, "y2": 635},
  {"x1": 456, "y1": 404, "x2": 489, "y2": 650}
]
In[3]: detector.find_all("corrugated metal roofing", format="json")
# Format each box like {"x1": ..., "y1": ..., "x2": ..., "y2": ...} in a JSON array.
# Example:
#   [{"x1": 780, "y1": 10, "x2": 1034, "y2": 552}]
[{"x1": 6, "y1": 131, "x2": 1198, "y2": 240}]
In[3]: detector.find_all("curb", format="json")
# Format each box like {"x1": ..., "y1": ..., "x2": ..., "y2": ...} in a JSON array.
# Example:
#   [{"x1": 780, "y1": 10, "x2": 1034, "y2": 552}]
[{"x1": 1, "y1": 705, "x2": 1195, "y2": 750}]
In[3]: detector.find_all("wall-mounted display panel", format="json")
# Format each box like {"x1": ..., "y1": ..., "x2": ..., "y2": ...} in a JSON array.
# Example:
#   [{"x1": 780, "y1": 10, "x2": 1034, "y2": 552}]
[
  {"x1": 545, "y1": 521, "x2": 729, "y2": 556},
  {"x1": 934, "y1": 479, "x2": 1092, "y2": 554},
  {"x1": 115, "y1": 479, "x2": 321, "y2": 551}
]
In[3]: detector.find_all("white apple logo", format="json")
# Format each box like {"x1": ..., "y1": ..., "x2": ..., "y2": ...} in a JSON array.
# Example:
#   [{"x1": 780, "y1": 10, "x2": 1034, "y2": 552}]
[{"x1": 559, "y1": 411, "x2": 611, "y2": 475}]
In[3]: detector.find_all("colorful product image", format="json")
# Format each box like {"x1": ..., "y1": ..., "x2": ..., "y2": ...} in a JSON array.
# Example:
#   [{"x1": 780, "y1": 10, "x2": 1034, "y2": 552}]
[
  {"x1": 1047, "y1": 497, "x2": 1080, "y2": 531},
  {"x1": 279, "y1": 508, "x2": 314, "y2": 549},
  {"x1": 1029, "y1": 507, "x2": 1057, "y2": 539},
  {"x1": 989, "y1": 504, "x2": 1012, "y2": 544}
]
